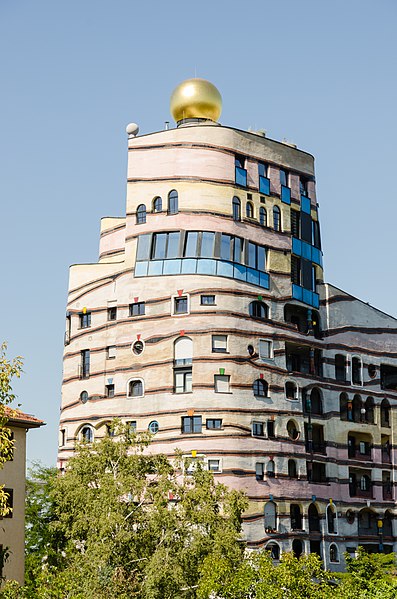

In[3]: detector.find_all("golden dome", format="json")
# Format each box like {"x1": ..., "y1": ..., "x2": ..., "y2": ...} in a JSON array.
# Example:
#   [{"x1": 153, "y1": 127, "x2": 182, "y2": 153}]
[{"x1": 170, "y1": 78, "x2": 222, "y2": 123}]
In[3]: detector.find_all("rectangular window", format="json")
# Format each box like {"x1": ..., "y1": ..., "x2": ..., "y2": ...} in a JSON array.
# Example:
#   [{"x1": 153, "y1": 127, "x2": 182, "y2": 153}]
[
  {"x1": 214, "y1": 374, "x2": 230, "y2": 393},
  {"x1": 247, "y1": 242, "x2": 257, "y2": 268},
  {"x1": 257, "y1": 246, "x2": 266, "y2": 272},
  {"x1": 235, "y1": 155, "x2": 245, "y2": 169},
  {"x1": 181, "y1": 416, "x2": 202, "y2": 433},
  {"x1": 129, "y1": 302, "x2": 145, "y2": 317},
  {"x1": 166, "y1": 232, "x2": 180, "y2": 258},
  {"x1": 107, "y1": 307, "x2": 117, "y2": 321},
  {"x1": 233, "y1": 237, "x2": 244, "y2": 263},
  {"x1": 280, "y1": 169, "x2": 288, "y2": 187},
  {"x1": 201, "y1": 295, "x2": 216, "y2": 305},
  {"x1": 79, "y1": 312, "x2": 91, "y2": 329},
  {"x1": 256, "y1": 462, "x2": 264, "y2": 480},
  {"x1": 258, "y1": 162, "x2": 268, "y2": 178},
  {"x1": 252, "y1": 422, "x2": 264, "y2": 437},
  {"x1": 80, "y1": 350, "x2": 90, "y2": 379},
  {"x1": 174, "y1": 368, "x2": 192, "y2": 393},
  {"x1": 200, "y1": 232, "x2": 215, "y2": 258},
  {"x1": 291, "y1": 255, "x2": 301, "y2": 285},
  {"x1": 267, "y1": 420, "x2": 275, "y2": 438},
  {"x1": 301, "y1": 258, "x2": 313, "y2": 290},
  {"x1": 206, "y1": 419, "x2": 222, "y2": 429},
  {"x1": 312, "y1": 221, "x2": 321, "y2": 249},
  {"x1": 107, "y1": 345, "x2": 116, "y2": 359},
  {"x1": 60, "y1": 429, "x2": 65, "y2": 446},
  {"x1": 301, "y1": 212, "x2": 312, "y2": 243},
  {"x1": 105, "y1": 384, "x2": 115, "y2": 398},
  {"x1": 174, "y1": 296, "x2": 188, "y2": 314},
  {"x1": 259, "y1": 339, "x2": 273, "y2": 360},
  {"x1": 291, "y1": 210, "x2": 300, "y2": 238},
  {"x1": 300, "y1": 177, "x2": 309, "y2": 196},
  {"x1": 220, "y1": 234, "x2": 232, "y2": 261},
  {"x1": 207, "y1": 459, "x2": 220, "y2": 472},
  {"x1": 151, "y1": 232, "x2": 167, "y2": 259},
  {"x1": 3, "y1": 488, "x2": 13, "y2": 518},
  {"x1": 136, "y1": 234, "x2": 151, "y2": 261},
  {"x1": 184, "y1": 232, "x2": 199, "y2": 257},
  {"x1": 212, "y1": 335, "x2": 227, "y2": 353},
  {"x1": 127, "y1": 420, "x2": 137, "y2": 432}
]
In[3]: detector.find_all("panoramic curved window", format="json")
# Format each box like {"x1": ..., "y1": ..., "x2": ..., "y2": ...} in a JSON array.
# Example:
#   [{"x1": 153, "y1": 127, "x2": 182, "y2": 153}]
[
  {"x1": 246, "y1": 202, "x2": 254, "y2": 218},
  {"x1": 249, "y1": 301, "x2": 269, "y2": 320},
  {"x1": 273, "y1": 206, "x2": 281, "y2": 231},
  {"x1": 168, "y1": 190, "x2": 178, "y2": 214},
  {"x1": 232, "y1": 197, "x2": 241, "y2": 221},
  {"x1": 253, "y1": 379, "x2": 268, "y2": 397},
  {"x1": 152, "y1": 197, "x2": 162, "y2": 213},
  {"x1": 259, "y1": 206, "x2": 267, "y2": 227},
  {"x1": 136, "y1": 204, "x2": 146, "y2": 224},
  {"x1": 127, "y1": 379, "x2": 144, "y2": 398},
  {"x1": 81, "y1": 426, "x2": 93, "y2": 443}
]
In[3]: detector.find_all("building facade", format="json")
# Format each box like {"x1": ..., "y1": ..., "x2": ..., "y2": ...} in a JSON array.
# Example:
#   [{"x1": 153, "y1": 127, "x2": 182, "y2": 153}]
[
  {"x1": 0, "y1": 409, "x2": 44, "y2": 584},
  {"x1": 58, "y1": 79, "x2": 397, "y2": 570}
]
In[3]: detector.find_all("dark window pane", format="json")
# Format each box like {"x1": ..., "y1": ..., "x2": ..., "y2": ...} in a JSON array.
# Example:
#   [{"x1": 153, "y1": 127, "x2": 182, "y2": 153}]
[
  {"x1": 247, "y1": 242, "x2": 256, "y2": 268},
  {"x1": 280, "y1": 169, "x2": 288, "y2": 187},
  {"x1": 153, "y1": 197, "x2": 162, "y2": 212},
  {"x1": 136, "y1": 234, "x2": 151, "y2": 261},
  {"x1": 301, "y1": 258, "x2": 313, "y2": 290},
  {"x1": 258, "y1": 162, "x2": 267, "y2": 178},
  {"x1": 136, "y1": 204, "x2": 146, "y2": 224},
  {"x1": 313, "y1": 220, "x2": 321, "y2": 249},
  {"x1": 260, "y1": 207, "x2": 267, "y2": 226},
  {"x1": 301, "y1": 212, "x2": 312, "y2": 243},
  {"x1": 291, "y1": 210, "x2": 300, "y2": 238},
  {"x1": 168, "y1": 190, "x2": 178, "y2": 214},
  {"x1": 152, "y1": 233, "x2": 167, "y2": 259},
  {"x1": 200, "y1": 232, "x2": 215, "y2": 258},
  {"x1": 291, "y1": 256, "x2": 301, "y2": 285},
  {"x1": 257, "y1": 246, "x2": 266, "y2": 272},
  {"x1": 232, "y1": 197, "x2": 241, "y2": 221},
  {"x1": 167, "y1": 232, "x2": 180, "y2": 258},
  {"x1": 273, "y1": 206, "x2": 281, "y2": 231}
]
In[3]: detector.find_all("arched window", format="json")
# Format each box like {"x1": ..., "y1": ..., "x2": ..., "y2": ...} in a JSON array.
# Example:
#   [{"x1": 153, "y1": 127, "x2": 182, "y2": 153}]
[
  {"x1": 352, "y1": 356, "x2": 363, "y2": 386},
  {"x1": 273, "y1": 206, "x2": 281, "y2": 231},
  {"x1": 232, "y1": 196, "x2": 241, "y2": 221},
  {"x1": 266, "y1": 542, "x2": 280, "y2": 560},
  {"x1": 136, "y1": 204, "x2": 146, "y2": 224},
  {"x1": 168, "y1": 190, "x2": 178, "y2": 215},
  {"x1": 352, "y1": 394, "x2": 362, "y2": 422},
  {"x1": 327, "y1": 504, "x2": 337, "y2": 534},
  {"x1": 266, "y1": 460, "x2": 275, "y2": 478},
  {"x1": 152, "y1": 197, "x2": 162, "y2": 213},
  {"x1": 339, "y1": 392, "x2": 349, "y2": 421},
  {"x1": 365, "y1": 397, "x2": 375, "y2": 424},
  {"x1": 288, "y1": 459, "x2": 297, "y2": 478},
  {"x1": 253, "y1": 379, "x2": 268, "y2": 397},
  {"x1": 259, "y1": 206, "x2": 267, "y2": 227},
  {"x1": 285, "y1": 381, "x2": 297, "y2": 400},
  {"x1": 287, "y1": 420, "x2": 299, "y2": 440},
  {"x1": 290, "y1": 504, "x2": 302, "y2": 530},
  {"x1": 329, "y1": 544, "x2": 339, "y2": 563},
  {"x1": 310, "y1": 388, "x2": 322, "y2": 415},
  {"x1": 81, "y1": 426, "x2": 93, "y2": 443},
  {"x1": 249, "y1": 301, "x2": 269, "y2": 320},
  {"x1": 174, "y1": 336, "x2": 193, "y2": 365},
  {"x1": 292, "y1": 539, "x2": 304, "y2": 558},
  {"x1": 308, "y1": 503, "x2": 320, "y2": 532},
  {"x1": 127, "y1": 379, "x2": 144, "y2": 398},
  {"x1": 381, "y1": 399, "x2": 391, "y2": 427},
  {"x1": 264, "y1": 501, "x2": 277, "y2": 531},
  {"x1": 246, "y1": 202, "x2": 254, "y2": 218}
]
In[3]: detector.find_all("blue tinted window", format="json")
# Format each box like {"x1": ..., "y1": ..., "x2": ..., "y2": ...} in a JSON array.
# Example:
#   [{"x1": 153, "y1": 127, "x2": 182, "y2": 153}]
[
  {"x1": 184, "y1": 232, "x2": 199, "y2": 257},
  {"x1": 168, "y1": 190, "x2": 178, "y2": 214},
  {"x1": 248, "y1": 242, "x2": 256, "y2": 268},
  {"x1": 153, "y1": 197, "x2": 162, "y2": 212},
  {"x1": 257, "y1": 246, "x2": 266, "y2": 272},
  {"x1": 280, "y1": 169, "x2": 288, "y2": 187},
  {"x1": 233, "y1": 237, "x2": 244, "y2": 263},
  {"x1": 220, "y1": 234, "x2": 232, "y2": 260},
  {"x1": 167, "y1": 232, "x2": 180, "y2": 258},
  {"x1": 258, "y1": 162, "x2": 267, "y2": 178},
  {"x1": 260, "y1": 207, "x2": 267, "y2": 226},
  {"x1": 273, "y1": 206, "x2": 281, "y2": 231},
  {"x1": 136, "y1": 204, "x2": 146, "y2": 224},
  {"x1": 232, "y1": 197, "x2": 241, "y2": 221},
  {"x1": 200, "y1": 232, "x2": 215, "y2": 257},
  {"x1": 152, "y1": 233, "x2": 167, "y2": 259},
  {"x1": 136, "y1": 234, "x2": 151, "y2": 261}
]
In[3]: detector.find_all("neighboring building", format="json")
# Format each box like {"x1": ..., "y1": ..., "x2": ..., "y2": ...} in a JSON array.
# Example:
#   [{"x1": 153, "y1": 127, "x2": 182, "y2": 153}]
[
  {"x1": 58, "y1": 78, "x2": 397, "y2": 570},
  {"x1": 0, "y1": 409, "x2": 44, "y2": 584}
]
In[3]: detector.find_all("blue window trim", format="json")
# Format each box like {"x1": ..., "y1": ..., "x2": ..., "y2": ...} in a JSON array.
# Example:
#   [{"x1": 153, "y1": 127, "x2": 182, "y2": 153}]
[
  {"x1": 281, "y1": 186, "x2": 291, "y2": 205},
  {"x1": 235, "y1": 167, "x2": 247, "y2": 187},
  {"x1": 301, "y1": 195, "x2": 311, "y2": 214},
  {"x1": 259, "y1": 176, "x2": 270, "y2": 196}
]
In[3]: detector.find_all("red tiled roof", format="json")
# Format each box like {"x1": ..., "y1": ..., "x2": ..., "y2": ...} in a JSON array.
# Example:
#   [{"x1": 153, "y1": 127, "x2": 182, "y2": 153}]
[{"x1": 3, "y1": 406, "x2": 45, "y2": 428}]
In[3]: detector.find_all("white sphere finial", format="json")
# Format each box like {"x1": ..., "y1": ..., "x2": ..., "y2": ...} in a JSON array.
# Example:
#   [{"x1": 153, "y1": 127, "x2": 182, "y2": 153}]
[{"x1": 126, "y1": 122, "x2": 139, "y2": 137}]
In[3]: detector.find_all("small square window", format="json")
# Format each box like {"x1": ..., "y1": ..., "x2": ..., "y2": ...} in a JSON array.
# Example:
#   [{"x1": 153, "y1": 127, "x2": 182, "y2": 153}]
[
  {"x1": 214, "y1": 375, "x2": 230, "y2": 393},
  {"x1": 259, "y1": 339, "x2": 273, "y2": 360},
  {"x1": 105, "y1": 384, "x2": 115, "y2": 398},
  {"x1": 79, "y1": 312, "x2": 91, "y2": 328},
  {"x1": 174, "y1": 296, "x2": 188, "y2": 314},
  {"x1": 212, "y1": 335, "x2": 227, "y2": 353},
  {"x1": 107, "y1": 346, "x2": 116, "y2": 359},
  {"x1": 208, "y1": 459, "x2": 220, "y2": 472},
  {"x1": 127, "y1": 420, "x2": 137, "y2": 432},
  {"x1": 129, "y1": 302, "x2": 145, "y2": 317},
  {"x1": 107, "y1": 307, "x2": 117, "y2": 321},
  {"x1": 252, "y1": 422, "x2": 264, "y2": 437},
  {"x1": 255, "y1": 462, "x2": 264, "y2": 480},
  {"x1": 201, "y1": 295, "x2": 216, "y2": 305},
  {"x1": 181, "y1": 416, "x2": 202, "y2": 434},
  {"x1": 206, "y1": 419, "x2": 222, "y2": 429}
]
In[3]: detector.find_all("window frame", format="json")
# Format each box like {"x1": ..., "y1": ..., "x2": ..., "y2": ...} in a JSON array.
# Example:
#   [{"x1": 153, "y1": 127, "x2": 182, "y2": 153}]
[
  {"x1": 136, "y1": 204, "x2": 147, "y2": 224},
  {"x1": 79, "y1": 311, "x2": 91, "y2": 329},
  {"x1": 211, "y1": 334, "x2": 228, "y2": 353},
  {"x1": 181, "y1": 415, "x2": 202, "y2": 434},
  {"x1": 129, "y1": 302, "x2": 145, "y2": 317},
  {"x1": 172, "y1": 295, "x2": 189, "y2": 316},
  {"x1": 200, "y1": 294, "x2": 216, "y2": 305},
  {"x1": 214, "y1": 374, "x2": 230, "y2": 393},
  {"x1": 206, "y1": 418, "x2": 222, "y2": 430},
  {"x1": 168, "y1": 190, "x2": 178, "y2": 215},
  {"x1": 252, "y1": 421, "x2": 265, "y2": 437},
  {"x1": 127, "y1": 378, "x2": 144, "y2": 398}
]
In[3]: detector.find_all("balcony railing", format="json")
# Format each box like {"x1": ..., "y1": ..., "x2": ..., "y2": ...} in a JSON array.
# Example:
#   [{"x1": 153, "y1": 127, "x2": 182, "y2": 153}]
[{"x1": 305, "y1": 442, "x2": 326, "y2": 455}]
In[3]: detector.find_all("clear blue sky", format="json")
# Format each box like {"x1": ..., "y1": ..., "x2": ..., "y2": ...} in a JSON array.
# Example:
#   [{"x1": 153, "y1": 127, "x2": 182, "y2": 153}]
[{"x1": 1, "y1": 0, "x2": 396, "y2": 465}]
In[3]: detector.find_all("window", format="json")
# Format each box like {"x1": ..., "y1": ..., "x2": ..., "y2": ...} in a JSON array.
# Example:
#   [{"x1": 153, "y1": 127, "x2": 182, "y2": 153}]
[
  {"x1": 212, "y1": 335, "x2": 227, "y2": 353},
  {"x1": 79, "y1": 311, "x2": 91, "y2": 329},
  {"x1": 267, "y1": 460, "x2": 275, "y2": 477},
  {"x1": 235, "y1": 155, "x2": 245, "y2": 169},
  {"x1": 152, "y1": 197, "x2": 162, "y2": 212},
  {"x1": 106, "y1": 423, "x2": 115, "y2": 437},
  {"x1": 352, "y1": 356, "x2": 363, "y2": 386},
  {"x1": 368, "y1": 364, "x2": 377, "y2": 379},
  {"x1": 246, "y1": 202, "x2": 254, "y2": 218},
  {"x1": 129, "y1": 302, "x2": 145, "y2": 317},
  {"x1": 148, "y1": 421, "x2": 159, "y2": 434},
  {"x1": 252, "y1": 421, "x2": 264, "y2": 436},
  {"x1": 174, "y1": 369, "x2": 192, "y2": 393},
  {"x1": 3, "y1": 489, "x2": 13, "y2": 518},
  {"x1": 200, "y1": 232, "x2": 215, "y2": 257},
  {"x1": 360, "y1": 475, "x2": 371, "y2": 492},
  {"x1": 214, "y1": 374, "x2": 230, "y2": 393},
  {"x1": 207, "y1": 459, "x2": 220, "y2": 472},
  {"x1": 132, "y1": 340, "x2": 144, "y2": 355},
  {"x1": 107, "y1": 346, "x2": 116, "y2": 359},
  {"x1": 80, "y1": 350, "x2": 90, "y2": 379},
  {"x1": 105, "y1": 384, "x2": 115, "y2": 398},
  {"x1": 259, "y1": 339, "x2": 272, "y2": 360},
  {"x1": 256, "y1": 462, "x2": 264, "y2": 481},
  {"x1": 273, "y1": 206, "x2": 281, "y2": 231},
  {"x1": 300, "y1": 177, "x2": 309, "y2": 196},
  {"x1": 253, "y1": 379, "x2": 268, "y2": 397},
  {"x1": 232, "y1": 196, "x2": 241, "y2": 221},
  {"x1": 259, "y1": 207, "x2": 267, "y2": 226},
  {"x1": 285, "y1": 381, "x2": 297, "y2": 400},
  {"x1": 81, "y1": 426, "x2": 93, "y2": 443},
  {"x1": 107, "y1": 306, "x2": 117, "y2": 321},
  {"x1": 287, "y1": 420, "x2": 299, "y2": 440},
  {"x1": 267, "y1": 420, "x2": 275, "y2": 438},
  {"x1": 258, "y1": 162, "x2": 268, "y2": 178},
  {"x1": 381, "y1": 399, "x2": 391, "y2": 427},
  {"x1": 279, "y1": 169, "x2": 288, "y2": 187},
  {"x1": 168, "y1": 190, "x2": 178, "y2": 214},
  {"x1": 136, "y1": 204, "x2": 146, "y2": 224},
  {"x1": 249, "y1": 301, "x2": 269, "y2": 320},
  {"x1": 327, "y1": 505, "x2": 337, "y2": 534},
  {"x1": 335, "y1": 354, "x2": 346, "y2": 381},
  {"x1": 181, "y1": 416, "x2": 202, "y2": 434},
  {"x1": 266, "y1": 542, "x2": 280, "y2": 560},
  {"x1": 201, "y1": 294, "x2": 215, "y2": 305},
  {"x1": 329, "y1": 544, "x2": 339, "y2": 563},
  {"x1": 128, "y1": 380, "x2": 144, "y2": 398},
  {"x1": 206, "y1": 419, "x2": 222, "y2": 429},
  {"x1": 174, "y1": 337, "x2": 193, "y2": 393},
  {"x1": 288, "y1": 459, "x2": 297, "y2": 478},
  {"x1": 60, "y1": 429, "x2": 65, "y2": 446},
  {"x1": 127, "y1": 421, "x2": 137, "y2": 432},
  {"x1": 291, "y1": 255, "x2": 301, "y2": 285},
  {"x1": 290, "y1": 504, "x2": 302, "y2": 530},
  {"x1": 291, "y1": 210, "x2": 300, "y2": 237},
  {"x1": 264, "y1": 501, "x2": 277, "y2": 531},
  {"x1": 174, "y1": 296, "x2": 188, "y2": 314},
  {"x1": 80, "y1": 390, "x2": 89, "y2": 404}
]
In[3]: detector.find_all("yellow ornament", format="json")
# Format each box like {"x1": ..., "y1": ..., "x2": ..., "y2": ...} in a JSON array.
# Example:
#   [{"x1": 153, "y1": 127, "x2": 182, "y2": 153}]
[{"x1": 170, "y1": 78, "x2": 222, "y2": 123}]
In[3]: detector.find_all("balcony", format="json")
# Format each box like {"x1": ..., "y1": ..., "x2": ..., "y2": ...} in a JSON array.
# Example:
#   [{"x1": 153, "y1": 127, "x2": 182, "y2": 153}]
[
  {"x1": 286, "y1": 342, "x2": 322, "y2": 377},
  {"x1": 235, "y1": 166, "x2": 247, "y2": 187},
  {"x1": 348, "y1": 435, "x2": 372, "y2": 461},
  {"x1": 349, "y1": 469, "x2": 373, "y2": 498}
]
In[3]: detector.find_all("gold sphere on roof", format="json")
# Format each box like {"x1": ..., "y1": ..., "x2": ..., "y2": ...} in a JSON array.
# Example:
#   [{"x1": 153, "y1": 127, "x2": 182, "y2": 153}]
[{"x1": 170, "y1": 78, "x2": 222, "y2": 123}]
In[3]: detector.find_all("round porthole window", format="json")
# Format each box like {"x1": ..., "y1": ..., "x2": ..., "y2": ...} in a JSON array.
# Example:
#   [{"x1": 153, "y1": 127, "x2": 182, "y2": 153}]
[
  {"x1": 80, "y1": 391, "x2": 89, "y2": 404},
  {"x1": 247, "y1": 344, "x2": 255, "y2": 356},
  {"x1": 148, "y1": 420, "x2": 159, "y2": 434},
  {"x1": 287, "y1": 420, "x2": 299, "y2": 440},
  {"x1": 132, "y1": 340, "x2": 144, "y2": 355},
  {"x1": 368, "y1": 364, "x2": 377, "y2": 379}
]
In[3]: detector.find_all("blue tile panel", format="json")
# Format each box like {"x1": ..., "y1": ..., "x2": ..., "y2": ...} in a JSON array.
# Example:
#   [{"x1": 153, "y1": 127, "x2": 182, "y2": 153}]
[
  {"x1": 292, "y1": 284, "x2": 320, "y2": 308},
  {"x1": 301, "y1": 195, "x2": 311, "y2": 214},
  {"x1": 292, "y1": 237, "x2": 323, "y2": 267},
  {"x1": 135, "y1": 258, "x2": 270, "y2": 290},
  {"x1": 259, "y1": 176, "x2": 270, "y2": 195},
  {"x1": 235, "y1": 167, "x2": 247, "y2": 187},
  {"x1": 281, "y1": 185, "x2": 291, "y2": 204}
]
